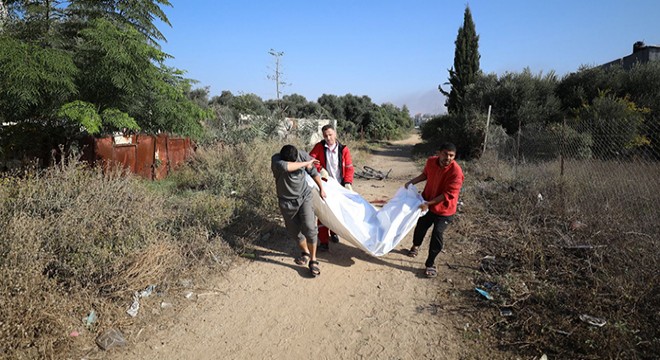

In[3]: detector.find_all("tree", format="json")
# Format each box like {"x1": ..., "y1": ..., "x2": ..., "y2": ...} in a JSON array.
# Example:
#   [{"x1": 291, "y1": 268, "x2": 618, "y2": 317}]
[
  {"x1": 318, "y1": 94, "x2": 344, "y2": 120},
  {"x1": 440, "y1": 6, "x2": 480, "y2": 115},
  {"x1": 64, "y1": 0, "x2": 171, "y2": 46},
  {"x1": 0, "y1": 0, "x2": 209, "y2": 166}
]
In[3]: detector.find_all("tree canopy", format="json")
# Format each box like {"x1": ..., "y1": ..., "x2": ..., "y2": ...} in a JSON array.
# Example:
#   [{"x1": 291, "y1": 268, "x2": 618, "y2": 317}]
[{"x1": 0, "y1": 0, "x2": 208, "y2": 162}]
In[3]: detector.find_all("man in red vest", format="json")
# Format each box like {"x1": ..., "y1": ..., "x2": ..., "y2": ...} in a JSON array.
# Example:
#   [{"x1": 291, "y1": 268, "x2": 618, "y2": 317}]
[
  {"x1": 309, "y1": 124, "x2": 354, "y2": 251},
  {"x1": 404, "y1": 142, "x2": 464, "y2": 278}
]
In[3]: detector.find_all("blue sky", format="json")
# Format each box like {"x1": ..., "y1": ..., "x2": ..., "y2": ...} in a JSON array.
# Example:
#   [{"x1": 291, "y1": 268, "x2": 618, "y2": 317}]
[{"x1": 158, "y1": 0, "x2": 659, "y2": 115}]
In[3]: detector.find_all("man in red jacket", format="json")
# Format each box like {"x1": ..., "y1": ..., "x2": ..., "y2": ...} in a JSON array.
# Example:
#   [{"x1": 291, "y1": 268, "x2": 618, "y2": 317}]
[
  {"x1": 309, "y1": 124, "x2": 354, "y2": 251},
  {"x1": 404, "y1": 142, "x2": 464, "y2": 278}
]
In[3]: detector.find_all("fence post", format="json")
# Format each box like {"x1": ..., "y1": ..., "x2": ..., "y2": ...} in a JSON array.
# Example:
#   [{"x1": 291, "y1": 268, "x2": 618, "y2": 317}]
[
  {"x1": 515, "y1": 118, "x2": 522, "y2": 174},
  {"x1": 560, "y1": 117, "x2": 565, "y2": 178},
  {"x1": 560, "y1": 117, "x2": 566, "y2": 215},
  {"x1": 482, "y1": 105, "x2": 492, "y2": 155}
]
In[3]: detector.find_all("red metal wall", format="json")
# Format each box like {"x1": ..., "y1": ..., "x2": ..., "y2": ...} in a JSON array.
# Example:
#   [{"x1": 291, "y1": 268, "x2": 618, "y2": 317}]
[{"x1": 83, "y1": 134, "x2": 194, "y2": 180}]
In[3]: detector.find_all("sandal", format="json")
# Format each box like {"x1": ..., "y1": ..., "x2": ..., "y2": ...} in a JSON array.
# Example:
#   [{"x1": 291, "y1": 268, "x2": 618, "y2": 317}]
[
  {"x1": 425, "y1": 266, "x2": 438, "y2": 278},
  {"x1": 407, "y1": 246, "x2": 419, "y2": 258},
  {"x1": 309, "y1": 260, "x2": 321, "y2": 277},
  {"x1": 294, "y1": 252, "x2": 310, "y2": 265}
]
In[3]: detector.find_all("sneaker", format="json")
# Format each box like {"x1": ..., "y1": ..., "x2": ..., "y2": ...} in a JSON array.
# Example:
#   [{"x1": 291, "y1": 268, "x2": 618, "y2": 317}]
[
  {"x1": 330, "y1": 234, "x2": 340, "y2": 243},
  {"x1": 318, "y1": 243, "x2": 329, "y2": 252}
]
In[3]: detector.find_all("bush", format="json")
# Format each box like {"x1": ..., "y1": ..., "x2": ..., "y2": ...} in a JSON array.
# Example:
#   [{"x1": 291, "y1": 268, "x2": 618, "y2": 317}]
[{"x1": 419, "y1": 112, "x2": 486, "y2": 159}]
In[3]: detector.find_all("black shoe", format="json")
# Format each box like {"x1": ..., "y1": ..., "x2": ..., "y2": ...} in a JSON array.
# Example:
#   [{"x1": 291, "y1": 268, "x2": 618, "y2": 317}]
[
  {"x1": 330, "y1": 234, "x2": 339, "y2": 243},
  {"x1": 318, "y1": 243, "x2": 329, "y2": 251}
]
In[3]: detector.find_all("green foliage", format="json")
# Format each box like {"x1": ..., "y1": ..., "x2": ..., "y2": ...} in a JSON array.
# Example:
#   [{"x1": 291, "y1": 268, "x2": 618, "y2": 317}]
[
  {"x1": 75, "y1": 18, "x2": 166, "y2": 111},
  {"x1": 556, "y1": 65, "x2": 626, "y2": 111},
  {"x1": 57, "y1": 100, "x2": 102, "y2": 134},
  {"x1": 441, "y1": 6, "x2": 481, "y2": 114},
  {"x1": 519, "y1": 123, "x2": 592, "y2": 160},
  {"x1": 317, "y1": 94, "x2": 345, "y2": 120},
  {"x1": 141, "y1": 66, "x2": 209, "y2": 138},
  {"x1": 0, "y1": 36, "x2": 77, "y2": 121},
  {"x1": 574, "y1": 92, "x2": 647, "y2": 158},
  {"x1": 2, "y1": 0, "x2": 66, "y2": 43},
  {"x1": 65, "y1": 0, "x2": 172, "y2": 45},
  {"x1": 268, "y1": 93, "x2": 323, "y2": 118},
  {"x1": 494, "y1": 69, "x2": 562, "y2": 134},
  {"x1": 101, "y1": 108, "x2": 140, "y2": 131},
  {"x1": 420, "y1": 112, "x2": 486, "y2": 159},
  {"x1": 1, "y1": 0, "x2": 207, "y2": 157},
  {"x1": 365, "y1": 103, "x2": 413, "y2": 139}
]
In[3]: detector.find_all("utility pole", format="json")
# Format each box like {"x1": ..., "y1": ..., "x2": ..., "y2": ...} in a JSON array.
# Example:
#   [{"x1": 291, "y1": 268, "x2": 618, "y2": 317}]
[{"x1": 268, "y1": 49, "x2": 288, "y2": 101}]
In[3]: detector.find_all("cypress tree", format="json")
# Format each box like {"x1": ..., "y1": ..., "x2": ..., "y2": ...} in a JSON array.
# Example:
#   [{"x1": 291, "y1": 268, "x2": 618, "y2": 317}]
[{"x1": 440, "y1": 6, "x2": 481, "y2": 114}]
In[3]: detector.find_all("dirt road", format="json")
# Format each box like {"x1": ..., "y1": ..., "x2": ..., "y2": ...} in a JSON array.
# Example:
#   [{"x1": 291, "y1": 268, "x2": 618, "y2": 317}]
[{"x1": 112, "y1": 134, "x2": 476, "y2": 360}]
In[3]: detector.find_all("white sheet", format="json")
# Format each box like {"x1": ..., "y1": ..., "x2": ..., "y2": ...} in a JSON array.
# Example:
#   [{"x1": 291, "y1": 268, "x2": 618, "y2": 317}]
[{"x1": 306, "y1": 175, "x2": 426, "y2": 257}]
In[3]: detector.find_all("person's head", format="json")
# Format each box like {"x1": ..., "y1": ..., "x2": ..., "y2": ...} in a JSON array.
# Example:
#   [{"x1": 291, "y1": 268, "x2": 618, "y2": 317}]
[
  {"x1": 280, "y1": 145, "x2": 298, "y2": 162},
  {"x1": 436, "y1": 142, "x2": 457, "y2": 167},
  {"x1": 321, "y1": 124, "x2": 337, "y2": 146}
]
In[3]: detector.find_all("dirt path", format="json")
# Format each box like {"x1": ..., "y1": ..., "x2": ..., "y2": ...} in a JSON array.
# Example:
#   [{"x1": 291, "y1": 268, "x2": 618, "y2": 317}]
[{"x1": 111, "y1": 134, "x2": 475, "y2": 360}]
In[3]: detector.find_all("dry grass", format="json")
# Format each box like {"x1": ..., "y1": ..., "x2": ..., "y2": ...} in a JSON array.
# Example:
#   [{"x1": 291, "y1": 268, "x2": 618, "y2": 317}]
[
  {"x1": 456, "y1": 152, "x2": 659, "y2": 359},
  {"x1": 0, "y1": 140, "x2": 284, "y2": 358}
]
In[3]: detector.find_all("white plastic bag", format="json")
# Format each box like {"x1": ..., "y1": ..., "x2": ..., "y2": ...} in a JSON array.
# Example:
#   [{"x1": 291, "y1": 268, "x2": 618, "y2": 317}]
[{"x1": 308, "y1": 175, "x2": 425, "y2": 256}]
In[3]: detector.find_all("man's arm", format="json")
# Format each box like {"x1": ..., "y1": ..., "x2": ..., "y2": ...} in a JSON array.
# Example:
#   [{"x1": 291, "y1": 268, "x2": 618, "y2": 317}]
[
  {"x1": 342, "y1": 146, "x2": 355, "y2": 185},
  {"x1": 404, "y1": 173, "x2": 427, "y2": 189},
  {"x1": 309, "y1": 142, "x2": 324, "y2": 173},
  {"x1": 419, "y1": 173, "x2": 463, "y2": 211},
  {"x1": 312, "y1": 174, "x2": 327, "y2": 199},
  {"x1": 286, "y1": 159, "x2": 318, "y2": 172}
]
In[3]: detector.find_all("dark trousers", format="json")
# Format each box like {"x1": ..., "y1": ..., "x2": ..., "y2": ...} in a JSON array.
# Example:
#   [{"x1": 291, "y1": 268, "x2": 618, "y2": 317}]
[{"x1": 412, "y1": 212, "x2": 453, "y2": 268}]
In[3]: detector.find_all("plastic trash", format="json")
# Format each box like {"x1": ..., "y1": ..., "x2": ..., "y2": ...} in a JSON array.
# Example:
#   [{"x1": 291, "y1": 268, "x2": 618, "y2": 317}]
[
  {"x1": 475, "y1": 287, "x2": 493, "y2": 300},
  {"x1": 160, "y1": 301, "x2": 173, "y2": 309},
  {"x1": 126, "y1": 292, "x2": 140, "y2": 317},
  {"x1": 127, "y1": 285, "x2": 157, "y2": 317},
  {"x1": 500, "y1": 307, "x2": 513, "y2": 316},
  {"x1": 84, "y1": 310, "x2": 97, "y2": 327},
  {"x1": 70, "y1": 331, "x2": 79, "y2": 337},
  {"x1": 138, "y1": 284, "x2": 155, "y2": 298},
  {"x1": 96, "y1": 328, "x2": 127, "y2": 350},
  {"x1": 579, "y1": 314, "x2": 606, "y2": 327}
]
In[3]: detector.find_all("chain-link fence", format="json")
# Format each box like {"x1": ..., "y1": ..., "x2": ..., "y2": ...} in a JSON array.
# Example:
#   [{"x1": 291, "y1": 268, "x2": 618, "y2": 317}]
[{"x1": 482, "y1": 118, "x2": 659, "y2": 236}]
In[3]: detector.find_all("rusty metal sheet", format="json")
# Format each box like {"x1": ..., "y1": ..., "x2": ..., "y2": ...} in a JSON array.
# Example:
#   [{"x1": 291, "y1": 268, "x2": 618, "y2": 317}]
[
  {"x1": 112, "y1": 144, "x2": 137, "y2": 174},
  {"x1": 95, "y1": 136, "x2": 115, "y2": 173},
  {"x1": 83, "y1": 134, "x2": 193, "y2": 180},
  {"x1": 167, "y1": 137, "x2": 187, "y2": 171},
  {"x1": 154, "y1": 134, "x2": 169, "y2": 180},
  {"x1": 135, "y1": 135, "x2": 155, "y2": 180}
]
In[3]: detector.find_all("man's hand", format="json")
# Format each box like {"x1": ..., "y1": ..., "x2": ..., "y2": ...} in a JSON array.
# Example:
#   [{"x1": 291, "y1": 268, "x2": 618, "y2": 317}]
[
  {"x1": 419, "y1": 201, "x2": 429, "y2": 211},
  {"x1": 404, "y1": 181, "x2": 412, "y2": 189},
  {"x1": 320, "y1": 168, "x2": 329, "y2": 180},
  {"x1": 320, "y1": 188, "x2": 327, "y2": 199},
  {"x1": 305, "y1": 159, "x2": 320, "y2": 169},
  {"x1": 344, "y1": 183, "x2": 353, "y2": 191}
]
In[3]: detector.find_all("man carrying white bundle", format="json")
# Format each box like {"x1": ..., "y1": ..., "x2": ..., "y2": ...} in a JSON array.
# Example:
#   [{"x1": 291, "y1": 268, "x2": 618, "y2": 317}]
[{"x1": 309, "y1": 124, "x2": 354, "y2": 251}]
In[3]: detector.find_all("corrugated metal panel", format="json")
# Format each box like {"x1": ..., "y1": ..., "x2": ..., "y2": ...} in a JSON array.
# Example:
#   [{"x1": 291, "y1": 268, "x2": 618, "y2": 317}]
[
  {"x1": 135, "y1": 135, "x2": 155, "y2": 180},
  {"x1": 167, "y1": 137, "x2": 187, "y2": 171},
  {"x1": 154, "y1": 134, "x2": 169, "y2": 180},
  {"x1": 82, "y1": 134, "x2": 193, "y2": 180},
  {"x1": 112, "y1": 144, "x2": 137, "y2": 173},
  {"x1": 95, "y1": 137, "x2": 115, "y2": 173}
]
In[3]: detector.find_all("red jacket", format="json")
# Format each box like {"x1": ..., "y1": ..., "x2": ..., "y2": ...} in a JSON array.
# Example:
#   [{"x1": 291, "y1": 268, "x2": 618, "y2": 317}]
[
  {"x1": 421, "y1": 157, "x2": 464, "y2": 216},
  {"x1": 309, "y1": 140, "x2": 354, "y2": 185}
]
